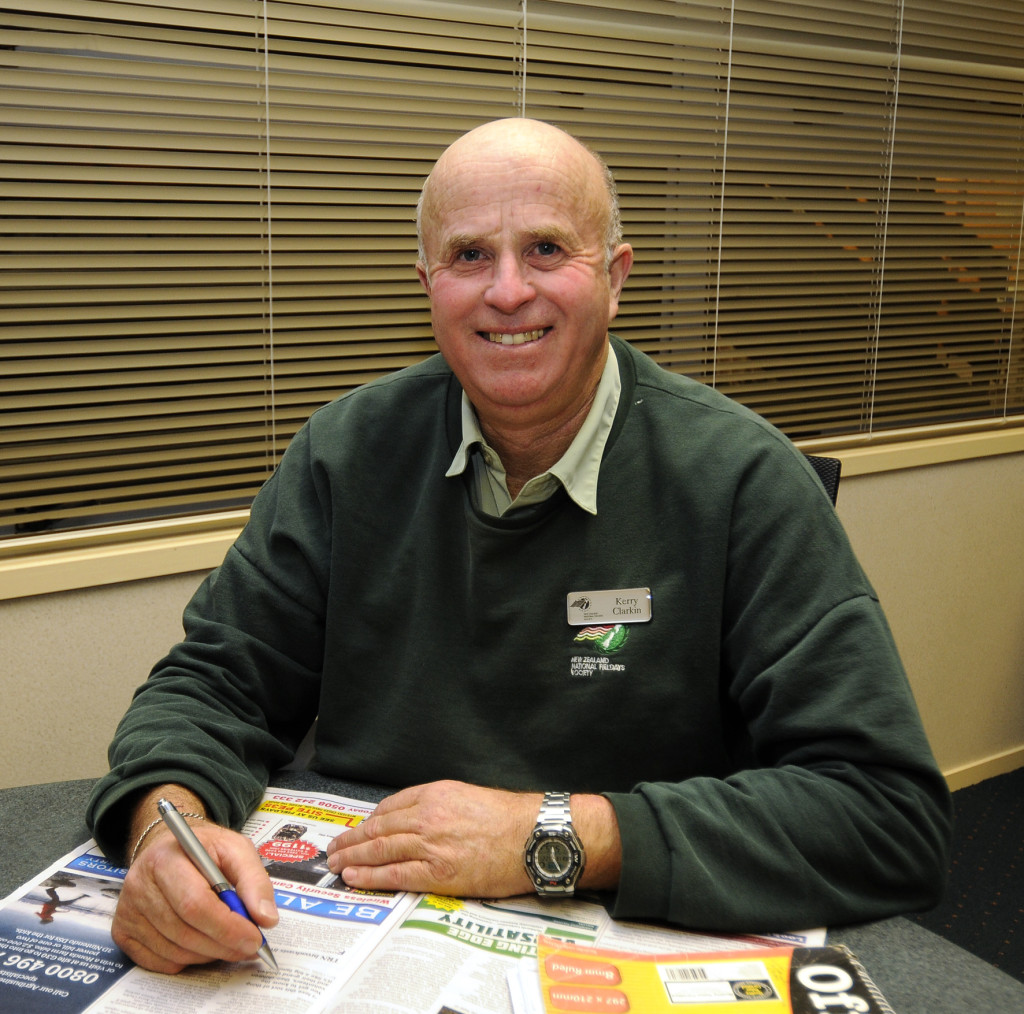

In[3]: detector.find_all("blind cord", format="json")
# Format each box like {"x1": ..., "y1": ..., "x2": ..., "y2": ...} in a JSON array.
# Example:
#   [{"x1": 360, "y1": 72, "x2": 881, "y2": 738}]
[{"x1": 262, "y1": 0, "x2": 277, "y2": 468}]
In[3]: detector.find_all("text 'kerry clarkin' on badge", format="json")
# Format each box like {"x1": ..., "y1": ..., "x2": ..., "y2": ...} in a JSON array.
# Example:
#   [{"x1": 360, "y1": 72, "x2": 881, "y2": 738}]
[{"x1": 566, "y1": 588, "x2": 651, "y2": 626}]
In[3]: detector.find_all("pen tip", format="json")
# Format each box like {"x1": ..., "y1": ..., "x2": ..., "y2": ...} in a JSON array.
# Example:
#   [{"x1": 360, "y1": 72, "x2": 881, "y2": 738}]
[{"x1": 260, "y1": 947, "x2": 280, "y2": 973}]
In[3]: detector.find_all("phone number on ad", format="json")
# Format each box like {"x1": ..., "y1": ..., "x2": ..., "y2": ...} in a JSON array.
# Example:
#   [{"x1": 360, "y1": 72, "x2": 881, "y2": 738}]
[{"x1": 2, "y1": 954, "x2": 99, "y2": 984}]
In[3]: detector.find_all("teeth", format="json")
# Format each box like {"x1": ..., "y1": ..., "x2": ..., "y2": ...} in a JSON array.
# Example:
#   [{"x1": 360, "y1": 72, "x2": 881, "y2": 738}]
[{"x1": 486, "y1": 329, "x2": 545, "y2": 345}]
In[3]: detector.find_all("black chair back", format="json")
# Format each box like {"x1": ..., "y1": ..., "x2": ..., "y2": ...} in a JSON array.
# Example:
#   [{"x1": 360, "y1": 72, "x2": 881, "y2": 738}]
[{"x1": 804, "y1": 454, "x2": 842, "y2": 505}]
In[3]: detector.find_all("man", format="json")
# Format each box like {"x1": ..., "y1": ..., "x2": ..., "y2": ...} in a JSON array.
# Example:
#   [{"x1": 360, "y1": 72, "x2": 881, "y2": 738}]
[{"x1": 87, "y1": 118, "x2": 951, "y2": 974}]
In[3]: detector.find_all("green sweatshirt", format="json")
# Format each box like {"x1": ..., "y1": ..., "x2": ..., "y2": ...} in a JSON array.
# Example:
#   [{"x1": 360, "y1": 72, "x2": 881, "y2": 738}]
[{"x1": 88, "y1": 336, "x2": 951, "y2": 931}]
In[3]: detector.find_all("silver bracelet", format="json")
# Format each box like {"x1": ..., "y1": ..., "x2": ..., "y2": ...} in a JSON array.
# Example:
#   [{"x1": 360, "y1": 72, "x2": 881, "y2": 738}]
[{"x1": 129, "y1": 811, "x2": 204, "y2": 867}]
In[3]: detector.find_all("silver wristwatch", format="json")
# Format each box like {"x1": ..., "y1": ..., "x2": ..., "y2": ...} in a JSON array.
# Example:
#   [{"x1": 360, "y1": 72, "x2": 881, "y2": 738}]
[{"x1": 523, "y1": 791, "x2": 586, "y2": 895}]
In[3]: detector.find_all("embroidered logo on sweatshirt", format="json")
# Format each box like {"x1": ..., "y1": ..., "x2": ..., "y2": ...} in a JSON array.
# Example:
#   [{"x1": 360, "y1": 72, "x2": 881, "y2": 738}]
[
  {"x1": 569, "y1": 624, "x2": 630, "y2": 677},
  {"x1": 573, "y1": 624, "x2": 629, "y2": 654}
]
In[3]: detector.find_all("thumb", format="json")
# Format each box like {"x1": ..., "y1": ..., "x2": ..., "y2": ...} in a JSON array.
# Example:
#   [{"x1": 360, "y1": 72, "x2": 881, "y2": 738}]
[{"x1": 214, "y1": 834, "x2": 280, "y2": 929}]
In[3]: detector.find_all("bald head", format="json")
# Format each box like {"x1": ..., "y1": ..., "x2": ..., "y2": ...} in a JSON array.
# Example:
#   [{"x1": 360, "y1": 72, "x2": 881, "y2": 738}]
[{"x1": 417, "y1": 118, "x2": 622, "y2": 273}]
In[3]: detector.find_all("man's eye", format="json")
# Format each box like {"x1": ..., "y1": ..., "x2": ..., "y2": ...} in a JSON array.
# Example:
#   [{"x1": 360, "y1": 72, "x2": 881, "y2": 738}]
[
  {"x1": 457, "y1": 248, "x2": 483, "y2": 263},
  {"x1": 535, "y1": 241, "x2": 561, "y2": 257}
]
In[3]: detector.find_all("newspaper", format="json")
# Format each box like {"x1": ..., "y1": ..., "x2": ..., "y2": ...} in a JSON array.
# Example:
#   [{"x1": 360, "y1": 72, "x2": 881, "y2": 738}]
[
  {"x1": 0, "y1": 786, "x2": 824, "y2": 1014},
  {"x1": 331, "y1": 895, "x2": 824, "y2": 1014},
  {"x1": 0, "y1": 788, "x2": 414, "y2": 1013},
  {"x1": 512, "y1": 935, "x2": 895, "y2": 1014}
]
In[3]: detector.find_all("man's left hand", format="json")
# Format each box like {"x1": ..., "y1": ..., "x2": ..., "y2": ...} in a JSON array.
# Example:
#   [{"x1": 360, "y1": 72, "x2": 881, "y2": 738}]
[{"x1": 324, "y1": 780, "x2": 621, "y2": 897}]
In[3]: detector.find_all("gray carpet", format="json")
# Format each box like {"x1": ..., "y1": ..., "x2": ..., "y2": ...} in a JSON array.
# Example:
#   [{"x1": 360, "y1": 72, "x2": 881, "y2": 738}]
[{"x1": 913, "y1": 766, "x2": 1024, "y2": 984}]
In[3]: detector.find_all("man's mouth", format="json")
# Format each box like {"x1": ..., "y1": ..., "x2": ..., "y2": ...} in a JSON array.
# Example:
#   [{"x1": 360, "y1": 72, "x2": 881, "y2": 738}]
[{"x1": 483, "y1": 328, "x2": 546, "y2": 345}]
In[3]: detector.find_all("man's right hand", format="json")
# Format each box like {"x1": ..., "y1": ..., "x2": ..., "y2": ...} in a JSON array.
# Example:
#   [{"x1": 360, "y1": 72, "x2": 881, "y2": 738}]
[{"x1": 113, "y1": 786, "x2": 278, "y2": 973}]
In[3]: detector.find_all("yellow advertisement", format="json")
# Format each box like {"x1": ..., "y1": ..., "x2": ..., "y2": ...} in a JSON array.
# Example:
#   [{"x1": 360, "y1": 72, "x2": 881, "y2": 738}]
[{"x1": 536, "y1": 936, "x2": 893, "y2": 1013}]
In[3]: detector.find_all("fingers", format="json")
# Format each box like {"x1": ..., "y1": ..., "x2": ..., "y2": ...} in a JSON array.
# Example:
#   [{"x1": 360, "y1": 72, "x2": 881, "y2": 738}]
[
  {"x1": 324, "y1": 793, "x2": 439, "y2": 892},
  {"x1": 330, "y1": 824, "x2": 454, "y2": 893},
  {"x1": 323, "y1": 785, "x2": 418, "y2": 862},
  {"x1": 324, "y1": 781, "x2": 536, "y2": 897},
  {"x1": 112, "y1": 824, "x2": 276, "y2": 972},
  {"x1": 336, "y1": 849, "x2": 436, "y2": 894}
]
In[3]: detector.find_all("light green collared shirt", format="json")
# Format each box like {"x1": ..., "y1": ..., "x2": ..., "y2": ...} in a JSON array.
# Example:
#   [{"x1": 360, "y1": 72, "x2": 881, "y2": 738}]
[{"x1": 445, "y1": 345, "x2": 621, "y2": 517}]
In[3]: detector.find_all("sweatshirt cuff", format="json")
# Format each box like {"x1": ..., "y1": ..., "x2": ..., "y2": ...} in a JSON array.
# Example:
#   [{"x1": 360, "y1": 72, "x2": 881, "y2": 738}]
[
  {"x1": 602, "y1": 789, "x2": 673, "y2": 922},
  {"x1": 85, "y1": 769, "x2": 234, "y2": 866}
]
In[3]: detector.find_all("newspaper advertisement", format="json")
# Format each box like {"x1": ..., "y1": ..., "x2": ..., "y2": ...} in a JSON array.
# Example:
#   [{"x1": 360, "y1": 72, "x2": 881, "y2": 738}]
[
  {"x1": 0, "y1": 845, "x2": 131, "y2": 1013},
  {"x1": 507, "y1": 917, "x2": 826, "y2": 1014},
  {"x1": 519, "y1": 935, "x2": 893, "y2": 1014},
  {"x1": 0, "y1": 788, "x2": 415, "y2": 1014}
]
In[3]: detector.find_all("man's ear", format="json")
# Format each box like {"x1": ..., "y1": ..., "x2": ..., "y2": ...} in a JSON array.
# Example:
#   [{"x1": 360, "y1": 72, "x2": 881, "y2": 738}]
[
  {"x1": 416, "y1": 261, "x2": 431, "y2": 296},
  {"x1": 607, "y1": 243, "x2": 634, "y2": 319}
]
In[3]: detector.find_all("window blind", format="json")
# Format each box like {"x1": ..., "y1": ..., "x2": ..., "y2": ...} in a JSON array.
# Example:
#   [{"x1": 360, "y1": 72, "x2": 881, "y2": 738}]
[
  {"x1": 1, "y1": 0, "x2": 1022, "y2": 537},
  {"x1": 1, "y1": 0, "x2": 523, "y2": 533}
]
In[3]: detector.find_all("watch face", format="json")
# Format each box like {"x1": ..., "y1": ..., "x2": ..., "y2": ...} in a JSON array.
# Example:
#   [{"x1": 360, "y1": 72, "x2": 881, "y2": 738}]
[{"x1": 535, "y1": 837, "x2": 573, "y2": 879}]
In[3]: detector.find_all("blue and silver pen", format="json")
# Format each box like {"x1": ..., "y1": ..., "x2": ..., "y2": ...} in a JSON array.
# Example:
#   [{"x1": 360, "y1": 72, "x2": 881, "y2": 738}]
[{"x1": 157, "y1": 798, "x2": 279, "y2": 972}]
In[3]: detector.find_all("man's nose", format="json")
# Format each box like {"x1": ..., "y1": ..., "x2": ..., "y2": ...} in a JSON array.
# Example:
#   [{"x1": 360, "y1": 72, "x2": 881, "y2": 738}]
[{"x1": 484, "y1": 253, "x2": 535, "y2": 313}]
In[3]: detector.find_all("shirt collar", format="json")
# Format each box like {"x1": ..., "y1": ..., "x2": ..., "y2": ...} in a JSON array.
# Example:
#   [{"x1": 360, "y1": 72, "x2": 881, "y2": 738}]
[{"x1": 445, "y1": 345, "x2": 621, "y2": 516}]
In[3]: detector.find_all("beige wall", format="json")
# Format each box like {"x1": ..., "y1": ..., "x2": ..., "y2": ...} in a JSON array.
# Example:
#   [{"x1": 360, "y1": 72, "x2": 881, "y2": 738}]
[
  {"x1": 1, "y1": 451, "x2": 1022, "y2": 790},
  {"x1": 0, "y1": 571, "x2": 209, "y2": 789},
  {"x1": 835, "y1": 452, "x2": 1024, "y2": 786}
]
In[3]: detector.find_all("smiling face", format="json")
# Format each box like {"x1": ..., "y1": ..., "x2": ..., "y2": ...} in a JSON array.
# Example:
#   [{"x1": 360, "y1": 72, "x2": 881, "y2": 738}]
[{"x1": 417, "y1": 119, "x2": 632, "y2": 437}]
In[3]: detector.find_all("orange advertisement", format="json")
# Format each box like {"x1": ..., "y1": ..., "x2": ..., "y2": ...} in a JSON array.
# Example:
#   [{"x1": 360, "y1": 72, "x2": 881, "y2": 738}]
[{"x1": 536, "y1": 936, "x2": 893, "y2": 1013}]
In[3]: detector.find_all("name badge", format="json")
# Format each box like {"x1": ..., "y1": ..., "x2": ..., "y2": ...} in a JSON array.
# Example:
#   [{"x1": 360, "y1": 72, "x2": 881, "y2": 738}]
[{"x1": 567, "y1": 587, "x2": 651, "y2": 626}]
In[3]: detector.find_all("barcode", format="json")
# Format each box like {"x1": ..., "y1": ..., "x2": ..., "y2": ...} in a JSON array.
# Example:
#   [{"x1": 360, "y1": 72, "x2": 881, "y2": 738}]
[{"x1": 662, "y1": 966, "x2": 710, "y2": 982}]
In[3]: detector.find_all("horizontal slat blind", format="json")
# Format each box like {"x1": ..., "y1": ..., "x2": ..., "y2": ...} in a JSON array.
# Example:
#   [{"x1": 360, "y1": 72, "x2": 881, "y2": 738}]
[
  {"x1": 878, "y1": 0, "x2": 1024, "y2": 431},
  {"x1": 713, "y1": 4, "x2": 902, "y2": 436},
  {"x1": 1, "y1": 0, "x2": 1022, "y2": 538},
  {"x1": 533, "y1": 0, "x2": 1024, "y2": 438},
  {"x1": 1, "y1": 0, "x2": 522, "y2": 532}
]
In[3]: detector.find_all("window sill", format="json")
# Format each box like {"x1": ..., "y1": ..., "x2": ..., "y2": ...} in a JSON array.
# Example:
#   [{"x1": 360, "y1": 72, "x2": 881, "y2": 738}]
[
  {"x1": 797, "y1": 416, "x2": 1024, "y2": 476},
  {"x1": 2, "y1": 421, "x2": 1022, "y2": 601},
  {"x1": 0, "y1": 511, "x2": 248, "y2": 601}
]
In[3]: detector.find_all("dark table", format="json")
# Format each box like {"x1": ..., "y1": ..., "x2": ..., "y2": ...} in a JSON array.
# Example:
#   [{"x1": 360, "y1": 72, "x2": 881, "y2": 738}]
[{"x1": 3, "y1": 775, "x2": 1022, "y2": 1012}]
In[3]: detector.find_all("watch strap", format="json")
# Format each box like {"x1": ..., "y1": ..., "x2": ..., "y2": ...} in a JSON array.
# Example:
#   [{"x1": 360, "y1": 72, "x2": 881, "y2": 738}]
[{"x1": 537, "y1": 791, "x2": 573, "y2": 827}]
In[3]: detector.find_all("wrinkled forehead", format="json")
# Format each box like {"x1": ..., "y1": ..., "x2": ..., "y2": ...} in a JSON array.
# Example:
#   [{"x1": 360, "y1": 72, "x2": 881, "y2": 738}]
[
  {"x1": 420, "y1": 125, "x2": 609, "y2": 252},
  {"x1": 419, "y1": 122, "x2": 602, "y2": 236}
]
